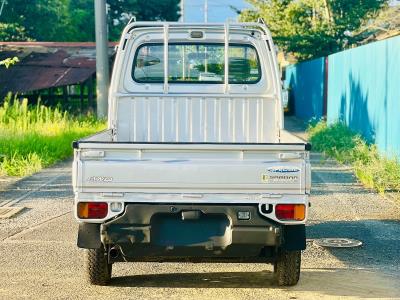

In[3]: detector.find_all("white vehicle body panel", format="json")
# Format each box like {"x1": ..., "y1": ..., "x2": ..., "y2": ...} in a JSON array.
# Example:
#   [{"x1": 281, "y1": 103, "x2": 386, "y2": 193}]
[
  {"x1": 72, "y1": 22, "x2": 310, "y2": 226},
  {"x1": 115, "y1": 95, "x2": 277, "y2": 143},
  {"x1": 75, "y1": 138, "x2": 308, "y2": 193}
]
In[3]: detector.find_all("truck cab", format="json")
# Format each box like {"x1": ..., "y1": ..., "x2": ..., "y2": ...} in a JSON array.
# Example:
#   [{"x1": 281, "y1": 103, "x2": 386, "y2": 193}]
[{"x1": 72, "y1": 21, "x2": 311, "y2": 286}]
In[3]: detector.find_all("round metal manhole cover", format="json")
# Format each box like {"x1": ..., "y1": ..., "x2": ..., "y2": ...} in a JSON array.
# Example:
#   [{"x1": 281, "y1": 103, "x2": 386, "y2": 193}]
[{"x1": 314, "y1": 238, "x2": 363, "y2": 248}]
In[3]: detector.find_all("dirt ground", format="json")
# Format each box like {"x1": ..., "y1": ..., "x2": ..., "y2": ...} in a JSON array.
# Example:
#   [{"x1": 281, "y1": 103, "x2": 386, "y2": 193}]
[{"x1": 0, "y1": 119, "x2": 399, "y2": 299}]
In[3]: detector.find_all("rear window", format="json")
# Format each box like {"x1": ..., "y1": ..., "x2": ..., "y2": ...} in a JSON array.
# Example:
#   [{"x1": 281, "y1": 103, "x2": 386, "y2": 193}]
[{"x1": 132, "y1": 43, "x2": 261, "y2": 84}]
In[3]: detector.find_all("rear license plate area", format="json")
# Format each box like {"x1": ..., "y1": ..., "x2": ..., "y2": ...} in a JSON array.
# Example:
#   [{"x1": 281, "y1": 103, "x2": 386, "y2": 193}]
[{"x1": 150, "y1": 212, "x2": 231, "y2": 247}]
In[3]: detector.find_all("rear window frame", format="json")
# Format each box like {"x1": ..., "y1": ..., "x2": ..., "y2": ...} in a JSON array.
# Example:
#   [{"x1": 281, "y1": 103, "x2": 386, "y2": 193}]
[{"x1": 131, "y1": 42, "x2": 262, "y2": 85}]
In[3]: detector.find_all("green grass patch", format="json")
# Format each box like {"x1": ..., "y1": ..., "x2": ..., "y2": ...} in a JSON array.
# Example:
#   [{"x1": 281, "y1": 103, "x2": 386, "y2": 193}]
[
  {"x1": 307, "y1": 120, "x2": 400, "y2": 194},
  {"x1": 0, "y1": 96, "x2": 105, "y2": 177}
]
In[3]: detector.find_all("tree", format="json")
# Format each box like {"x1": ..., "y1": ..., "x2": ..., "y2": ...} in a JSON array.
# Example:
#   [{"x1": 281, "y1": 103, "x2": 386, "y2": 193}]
[
  {"x1": 0, "y1": 0, "x2": 181, "y2": 42},
  {"x1": 352, "y1": 5, "x2": 400, "y2": 44},
  {"x1": 240, "y1": 0, "x2": 385, "y2": 60},
  {"x1": 0, "y1": 0, "x2": 69, "y2": 41},
  {"x1": 63, "y1": 0, "x2": 96, "y2": 42},
  {"x1": 63, "y1": 0, "x2": 182, "y2": 41},
  {"x1": 107, "y1": 0, "x2": 181, "y2": 41}
]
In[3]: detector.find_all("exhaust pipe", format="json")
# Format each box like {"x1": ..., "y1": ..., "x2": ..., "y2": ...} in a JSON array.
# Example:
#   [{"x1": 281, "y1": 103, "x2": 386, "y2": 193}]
[{"x1": 109, "y1": 246, "x2": 120, "y2": 259}]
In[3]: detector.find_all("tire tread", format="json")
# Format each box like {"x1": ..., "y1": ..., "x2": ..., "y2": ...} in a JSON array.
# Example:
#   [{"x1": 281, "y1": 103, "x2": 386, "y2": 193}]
[
  {"x1": 85, "y1": 248, "x2": 112, "y2": 285},
  {"x1": 275, "y1": 250, "x2": 301, "y2": 286}
]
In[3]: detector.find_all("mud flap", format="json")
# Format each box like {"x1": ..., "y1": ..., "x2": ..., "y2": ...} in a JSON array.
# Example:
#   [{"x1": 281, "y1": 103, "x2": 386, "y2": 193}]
[
  {"x1": 282, "y1": 225, "x2": 306, "y2": 250},
  {"x1": 77, "y1": 223, "x2": 101, "y2": 249}
]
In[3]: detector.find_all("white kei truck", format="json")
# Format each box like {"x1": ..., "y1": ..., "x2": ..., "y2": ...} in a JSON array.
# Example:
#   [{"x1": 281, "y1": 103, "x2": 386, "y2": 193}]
[{"x1": 72, "y1": 21, "x2": 311, "y2": 286}]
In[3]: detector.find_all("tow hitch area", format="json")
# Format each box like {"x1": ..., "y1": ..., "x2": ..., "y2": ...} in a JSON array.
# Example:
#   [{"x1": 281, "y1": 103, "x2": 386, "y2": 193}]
[{"x1": 101, "y1": 204, "x2": 283, "y2": 262}]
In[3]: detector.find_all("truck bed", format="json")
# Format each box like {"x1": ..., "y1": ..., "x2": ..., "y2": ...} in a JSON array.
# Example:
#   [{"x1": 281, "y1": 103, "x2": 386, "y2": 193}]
[{"x1": 73, "y1": 129, "x2": 310, "y2": 196}]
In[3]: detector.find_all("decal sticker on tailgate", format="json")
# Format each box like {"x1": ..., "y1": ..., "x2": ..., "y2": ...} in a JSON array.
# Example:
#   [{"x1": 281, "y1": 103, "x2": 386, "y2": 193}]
[{"x1": 261, "y1": 167, "x2": 300, "y2": 183}]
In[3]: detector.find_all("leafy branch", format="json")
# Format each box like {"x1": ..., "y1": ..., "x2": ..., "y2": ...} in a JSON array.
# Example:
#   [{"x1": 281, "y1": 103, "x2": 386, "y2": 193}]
[{"x1": 0, "y1": 57, "x2": 19, "y2": 69}]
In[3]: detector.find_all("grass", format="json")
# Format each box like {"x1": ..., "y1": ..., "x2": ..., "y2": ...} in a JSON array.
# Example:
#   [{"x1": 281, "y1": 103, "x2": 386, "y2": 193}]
[
  {"x1": 0, "y1": 95, "x2": 105, "y2": 177},
  {"x1": 307, "y1": 120, "x2": 400, "y2": 194}
]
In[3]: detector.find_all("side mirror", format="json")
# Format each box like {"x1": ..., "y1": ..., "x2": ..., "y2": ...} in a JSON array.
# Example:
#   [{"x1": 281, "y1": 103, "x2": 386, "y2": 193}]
[
  {"x1": 144, "y1": 57, "x2": 161, "y2": 67},
  {"x1": 281, "y1": 68, "x2": 286, "y2": 81},
  {"x1": 282, "y1": 89, "x2": 289, "y2": 109},
  {"x1": 137, "y1": 55, "x2": 161, "y2": 67}
]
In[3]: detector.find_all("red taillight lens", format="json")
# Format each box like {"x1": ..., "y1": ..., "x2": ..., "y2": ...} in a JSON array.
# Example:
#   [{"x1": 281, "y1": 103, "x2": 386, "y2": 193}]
[
  {"x1": 77, "y1": 202, "x2": 108, "y2": 219},
  {"x1": 275, "y1": 204, "x2": 305, "y2": 221}
]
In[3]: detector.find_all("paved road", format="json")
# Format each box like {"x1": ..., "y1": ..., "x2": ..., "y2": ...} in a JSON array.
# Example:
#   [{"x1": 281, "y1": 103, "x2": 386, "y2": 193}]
[{"x1": 1, "y1": 142, "x2": 400, "y2": 298}]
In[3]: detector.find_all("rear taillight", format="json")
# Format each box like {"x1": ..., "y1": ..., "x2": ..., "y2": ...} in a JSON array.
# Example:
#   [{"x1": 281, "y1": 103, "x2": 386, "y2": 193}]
[
  {"x1": 77, "y1": 202, "x2": 108, "y2": 219},
  {"x1": 275, "y1": 204, "x2": 305, "y2": 221}
]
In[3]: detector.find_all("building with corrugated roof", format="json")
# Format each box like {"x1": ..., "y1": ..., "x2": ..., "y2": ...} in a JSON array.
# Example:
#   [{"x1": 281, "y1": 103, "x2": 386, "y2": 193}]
[{"x1": 0, "y1": 42, "x2": 116, "y2": 111}]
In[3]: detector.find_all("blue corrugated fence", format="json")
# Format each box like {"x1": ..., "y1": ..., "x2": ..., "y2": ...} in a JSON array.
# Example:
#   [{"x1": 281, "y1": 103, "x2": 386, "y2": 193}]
[
  {"x1": 327, "y1": 35, "x2": 400, "y2": 159},
  {"x1": 284, "y1": 57, "x2": 325, "y2": 120},
  {"x1": 285, "y1": 35, "x2": 400, "y2": 159}
]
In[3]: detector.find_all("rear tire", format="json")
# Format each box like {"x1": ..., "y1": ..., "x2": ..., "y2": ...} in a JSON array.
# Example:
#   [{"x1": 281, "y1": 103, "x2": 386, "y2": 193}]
[
  {"x1": 85, "y1": 247, "x2": 112, "y2": 285},
  {"x1": 274, "y1": 249, "x2": 301, "y2": 286}
]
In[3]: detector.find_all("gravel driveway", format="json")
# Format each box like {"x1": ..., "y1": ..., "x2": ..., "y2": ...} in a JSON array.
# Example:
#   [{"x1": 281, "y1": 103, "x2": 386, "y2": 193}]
[{"x1": 0, "y1": 120, "x2": 399, "y2": 299}]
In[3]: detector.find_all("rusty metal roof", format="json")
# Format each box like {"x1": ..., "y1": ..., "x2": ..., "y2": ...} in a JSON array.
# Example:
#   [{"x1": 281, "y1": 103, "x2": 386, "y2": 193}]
[
  {"x1": 0, "y1": 41, "x2": 118, "y2": 48},
  {"x1": 0, "y1": 42, "x2": 116, "y2": 98}
]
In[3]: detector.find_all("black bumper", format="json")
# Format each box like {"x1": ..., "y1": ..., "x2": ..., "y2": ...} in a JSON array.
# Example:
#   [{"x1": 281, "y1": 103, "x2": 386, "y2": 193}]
[{"x1": 78, "y1": 204, "x2": 306, "y2": 262}]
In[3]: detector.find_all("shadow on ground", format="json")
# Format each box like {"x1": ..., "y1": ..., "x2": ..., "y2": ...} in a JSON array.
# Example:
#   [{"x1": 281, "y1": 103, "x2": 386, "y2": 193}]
[
  {"x1": 112, "y1": 270, "x2": 276, "y2": 288},
  {"x1": 110, "y1": 268, "x2": 399, "y2": 298}
]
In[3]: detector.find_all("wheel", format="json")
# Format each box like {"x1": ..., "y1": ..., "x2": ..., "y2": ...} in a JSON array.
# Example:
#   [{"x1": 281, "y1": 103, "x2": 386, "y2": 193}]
[
  {"x1": 85, "y1": 247, "x2": 112, "y2": 285},
  {"x1": 274, "y1": 249, "x2": 301, "y2": 286}
]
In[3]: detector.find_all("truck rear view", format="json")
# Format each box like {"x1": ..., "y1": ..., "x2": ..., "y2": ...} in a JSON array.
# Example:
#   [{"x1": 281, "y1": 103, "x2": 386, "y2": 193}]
[{"x1": 72, "y1": 21, "x2": 311, "y2": 286}]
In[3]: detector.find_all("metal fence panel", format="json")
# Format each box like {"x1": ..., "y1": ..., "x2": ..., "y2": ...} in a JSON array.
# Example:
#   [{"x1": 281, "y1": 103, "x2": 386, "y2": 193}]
[
  {"x1": 284, "y1": 57, "x2": 325, "y2": 120},
  {"x1": 327, "y1": 35, "x2": 400, "y2": 159}
]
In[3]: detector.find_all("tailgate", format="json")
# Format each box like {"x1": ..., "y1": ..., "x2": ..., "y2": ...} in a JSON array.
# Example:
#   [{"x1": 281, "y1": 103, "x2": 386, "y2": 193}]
[{"x1": 73, "y1": 142, "x2": 310, "y2": 194}]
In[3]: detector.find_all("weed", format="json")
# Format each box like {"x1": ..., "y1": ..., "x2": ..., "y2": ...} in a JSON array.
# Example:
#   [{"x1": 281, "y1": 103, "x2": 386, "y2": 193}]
[
  {"x1": 0, "y1": 95, "x2": 105, "y2": 177},
  {"x1": 307, "y1": 120, "x2": 400, "y2": 194}
]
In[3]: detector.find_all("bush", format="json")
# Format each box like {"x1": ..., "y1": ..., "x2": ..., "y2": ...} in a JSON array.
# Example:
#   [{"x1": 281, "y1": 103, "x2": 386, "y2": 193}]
[
  {"x1": 0, "y1": 23, "x2": 30, "y2": 41},
  {"x1": 307, "y1": 120, "x2": 400, "y2": 193},
  {"x1": 0, "y1": 95, "x2": 105, "y2": 177}
]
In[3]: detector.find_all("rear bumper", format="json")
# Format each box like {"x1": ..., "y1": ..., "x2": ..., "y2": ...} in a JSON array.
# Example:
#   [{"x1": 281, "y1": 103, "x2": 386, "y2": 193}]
[{"x1": 79, "y1": 204, "x2": 306, "y2": 262}]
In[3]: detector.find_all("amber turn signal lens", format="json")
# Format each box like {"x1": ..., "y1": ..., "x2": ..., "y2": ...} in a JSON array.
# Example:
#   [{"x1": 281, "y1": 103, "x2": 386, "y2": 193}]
[
  {"x1": 275, "y1": 204, "x2": 305, "y2": 221},
  {"x1": 77, "y1": 202, "x2": 108, "y2": 219}
]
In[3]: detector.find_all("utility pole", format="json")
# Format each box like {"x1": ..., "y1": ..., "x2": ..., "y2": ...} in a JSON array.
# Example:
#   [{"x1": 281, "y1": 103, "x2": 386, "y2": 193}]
[
  {"x1": 204, "y1": 0, "x2": 208, "y2": 23},
  {"x1": 180, "y1": 0, "x2": 185, "y2": 22},
  {"x1": 94, "y1": 0, "x2": 109, "y2": 119}
]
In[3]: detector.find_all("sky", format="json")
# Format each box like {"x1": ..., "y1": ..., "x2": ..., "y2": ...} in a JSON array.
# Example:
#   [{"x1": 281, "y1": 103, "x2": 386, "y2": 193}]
[
  {"x1": 182, "y1": 0, "x2": 251, "y2": 23},
  {"x1": 182, "y1": 0, "x2": 400, "y2": 23}
]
